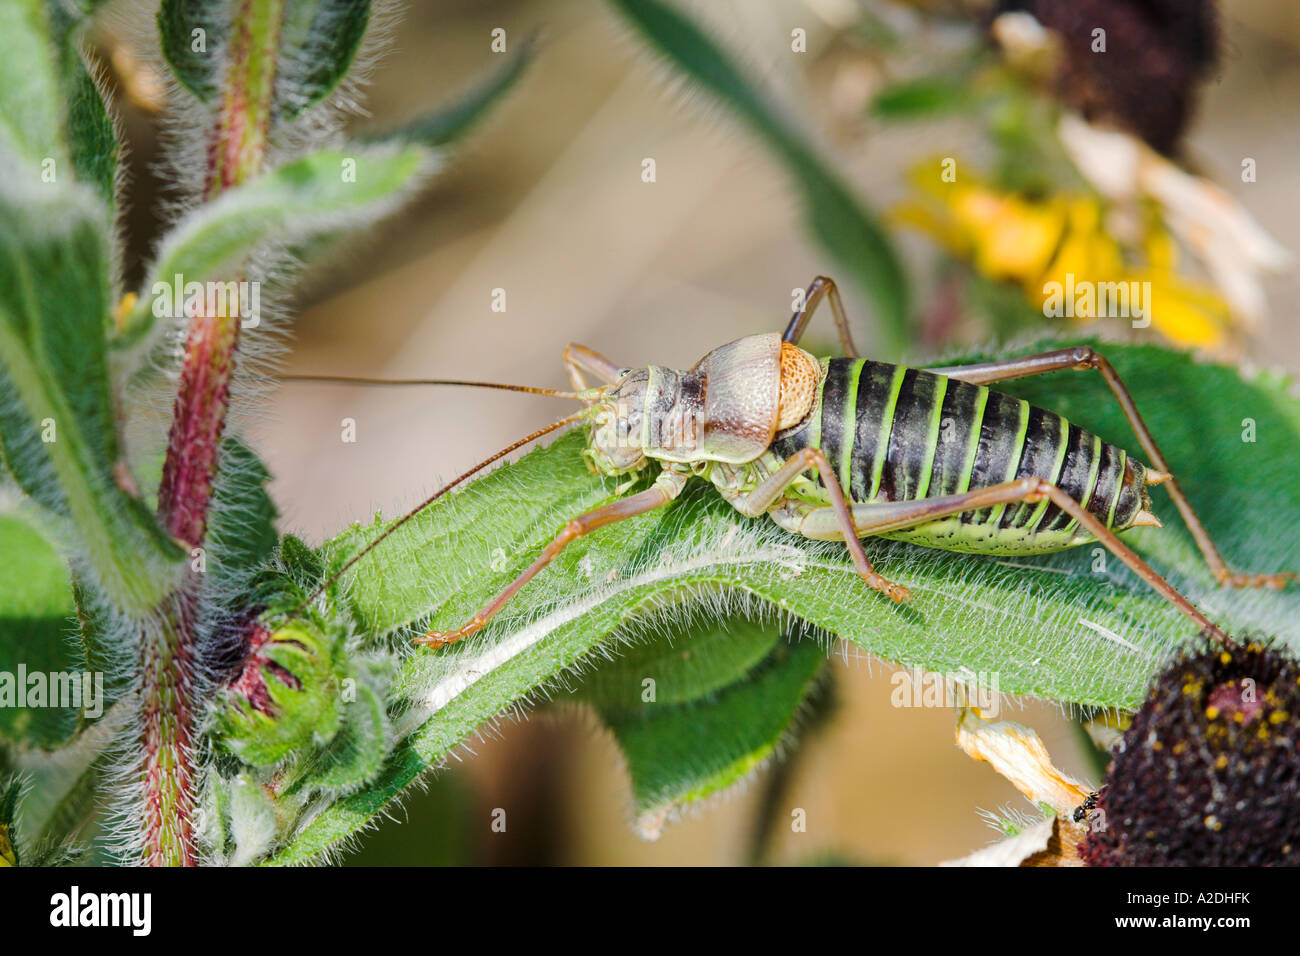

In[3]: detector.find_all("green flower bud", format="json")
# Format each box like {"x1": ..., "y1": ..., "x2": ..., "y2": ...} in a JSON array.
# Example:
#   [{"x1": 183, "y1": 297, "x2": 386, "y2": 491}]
[{"x1": 215, "y1": 619, "x2": 346, "y2": 767}]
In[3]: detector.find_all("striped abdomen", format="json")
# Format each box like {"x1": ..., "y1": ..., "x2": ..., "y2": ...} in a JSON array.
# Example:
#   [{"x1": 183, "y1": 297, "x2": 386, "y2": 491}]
[{"x1": 770, "y1": 358, "x2": 1150, "y2": 554}]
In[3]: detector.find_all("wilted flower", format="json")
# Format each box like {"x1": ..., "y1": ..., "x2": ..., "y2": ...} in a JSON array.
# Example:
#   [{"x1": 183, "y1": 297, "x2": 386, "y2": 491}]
[
  {"x1": 1057, "y1": 114, "x2": 1291, "y2": 335},
  {"x1": 894, "y1": 161, "x2": 1242, "y2": 348}
]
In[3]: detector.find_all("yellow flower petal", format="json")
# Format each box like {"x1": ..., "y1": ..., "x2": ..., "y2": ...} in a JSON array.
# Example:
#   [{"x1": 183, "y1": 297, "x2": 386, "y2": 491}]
[
  {"x1": 887, "y1": 200, "x2": 971, "y2": 258},
  {"x1": 954, "y1": 190, "x2": 1066, "y2": 282}
]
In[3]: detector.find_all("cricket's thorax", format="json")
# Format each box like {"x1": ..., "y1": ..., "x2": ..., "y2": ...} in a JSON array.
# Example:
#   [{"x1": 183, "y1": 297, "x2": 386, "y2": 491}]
[
  {"x1": 765, "y1": 358, "x2": 1153, "y2": 555},
  {"x1": 586, "y1": 333, "x2": 822, "y2": 474}
]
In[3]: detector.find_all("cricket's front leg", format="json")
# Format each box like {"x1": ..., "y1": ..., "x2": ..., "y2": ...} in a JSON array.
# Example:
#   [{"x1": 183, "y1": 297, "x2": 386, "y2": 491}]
[
  {"x1": 563, "y1": 342, "x2": 623, "y2": 391},
  {"x1": 418, "y1": 471, "x2": 687, "y2": 648}
]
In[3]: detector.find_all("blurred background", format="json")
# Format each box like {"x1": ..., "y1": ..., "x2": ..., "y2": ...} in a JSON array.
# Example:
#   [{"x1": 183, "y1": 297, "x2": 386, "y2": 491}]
[{"x1": 103, "y1": 0, "x2": 1300, "y2": 863}]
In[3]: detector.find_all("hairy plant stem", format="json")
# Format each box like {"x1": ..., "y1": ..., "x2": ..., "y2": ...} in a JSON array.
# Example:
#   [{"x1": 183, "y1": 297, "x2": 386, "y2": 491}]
[
  {"x1": 137, "y1": 0, "x2": 283, "y2": 866},
  {"x1": 138, "y1": 604, "x2": 201, "y2": 866}
]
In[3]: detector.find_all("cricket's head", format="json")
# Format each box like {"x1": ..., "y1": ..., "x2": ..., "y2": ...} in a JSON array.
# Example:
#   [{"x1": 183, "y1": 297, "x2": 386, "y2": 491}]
[
  {"x1": 583, "y1": 333, "x2": 823, "y2": 473},
  {"x1": 584, "y1": 369, "x2": 652, "y2": 475}
]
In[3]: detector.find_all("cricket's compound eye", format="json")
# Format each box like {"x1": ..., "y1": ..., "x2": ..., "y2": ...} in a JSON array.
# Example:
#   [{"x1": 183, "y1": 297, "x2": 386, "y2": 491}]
[
  {"x1": 777, "y1": 342, "x2": 820, "y2": 430},
  {"x1": 588, "y1": 390, "x2": 647, "y2": 475}
]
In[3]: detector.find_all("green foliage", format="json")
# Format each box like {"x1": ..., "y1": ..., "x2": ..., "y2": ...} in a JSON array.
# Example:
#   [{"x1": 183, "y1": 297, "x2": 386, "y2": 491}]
[
  {"x1": 158, "y1": 0, "x2": 226, "y2": 102},
  {"x1": 296, "y1": 666, "x2": 390, "y2": 791},
  {"x1": 869, "y1": 48, "x2": 989, "y2": 122},
  {"x1": 0, "y1": 0, "x2": 540, "y2": 866},
  {"x1": 576, "y1": 616, "x2": 828, "y2": 829},
  {"x1": 0, "y1": 0, "x2": 67, "y2": 175},
  {"x1": 279, "y1": 533, "x2": 325, "y2": 591},
  {"x1": 0, "y1": 776, "x2": 22, "y2": 864},
  {"x1": 0, "y1": 193, "x2": 184, "y2": 611},
  {"x1": 2, "y1": 0, "x2": 1290, "y2": 870},
  {"x1": 0, "y1": 772, "x2": 84, "y2": 865},
  {"x1": 0, "y1": 516, "x2": 79, "y2": 748},
  {"x1": 606, "y1": 0, "x2": 910, "y2": 353},
  {"x1": 274, "y1": 1, "x2": 371, "y2": 119},
  {"x1": 601, "y1": 633, "x2": 827, "y2": 827},
  {"x1": 206, "y1": 437, "x2": 279, "y2": 601},
  {"x1": 574, "y1": 614, "x2": 780, "y2": 709},
  {"x1": 0, "y1": 2, "x2": 179, "y2": 615},
  {"x1": 46, "y1": 0, "x2": 120, "y2": 208},
  {"x1": 161, "y1": 0, "x2": 372, "y2": 116},
  {"x1": 113, "y1": 146, "x2": 434, "y2": 356}
]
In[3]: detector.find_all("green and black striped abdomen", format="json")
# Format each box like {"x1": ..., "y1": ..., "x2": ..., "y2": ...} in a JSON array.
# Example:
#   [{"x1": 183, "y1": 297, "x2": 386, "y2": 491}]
[{"x1": 770, "y1": 358, "x2": 1149, "y2": 552}]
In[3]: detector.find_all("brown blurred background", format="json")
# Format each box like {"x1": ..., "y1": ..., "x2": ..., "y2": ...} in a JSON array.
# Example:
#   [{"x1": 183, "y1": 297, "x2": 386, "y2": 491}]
[{"x1": 107, "y1": 0, "x2": 1300, "y2": 864}]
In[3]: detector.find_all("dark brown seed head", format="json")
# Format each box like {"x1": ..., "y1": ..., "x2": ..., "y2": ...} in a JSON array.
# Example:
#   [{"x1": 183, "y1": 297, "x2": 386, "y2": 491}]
[
  {"x1": 1080, "y1": 639, "x2": 1300, "y2": 866},
  {"x1": 996, "y1": 0, "x2": 1219, "y2": 154}
]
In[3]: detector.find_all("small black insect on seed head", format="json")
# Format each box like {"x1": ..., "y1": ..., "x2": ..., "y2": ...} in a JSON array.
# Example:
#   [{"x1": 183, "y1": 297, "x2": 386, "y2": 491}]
[{"x1": 1079, "y1": 637, "x2": 1300, "y2": 866}]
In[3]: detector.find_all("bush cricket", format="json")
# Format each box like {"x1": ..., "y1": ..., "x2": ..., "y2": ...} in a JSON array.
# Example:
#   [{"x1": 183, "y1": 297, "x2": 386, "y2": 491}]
[{"x1": 285, "y1": 276, "x2": 1295, "y2": 647}]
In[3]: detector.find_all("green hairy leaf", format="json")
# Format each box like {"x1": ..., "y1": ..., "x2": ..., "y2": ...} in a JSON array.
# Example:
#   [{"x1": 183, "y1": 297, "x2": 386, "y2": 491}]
[
  {"x1": 600, "y1": 631, "x2": 827, "y2": 828},
  {"x1": 575, "y1": 614, "x2": 828, "y2": 826},
  {"x1": 574, "y1": 614, "x2": 780, "y2": 710},
  {"x1": 0, "y1": 515, "x2": 80, "y2": 748},
  {"x1": 113, "y1": 145, "x2": 435, "y2": 356},
  {"x1": 58, "y1": 58, "x2": 118, "y2": 209},
  {"x1": 0, "y1": 0, "x2": 68, "y2": 179},
  {"x1": 0, "y1": 193, "x2": 183, "y2": 611},
  {"x1": 297, "y1": 676, "x2": 389, "y2": 790},
  {"x1": 606, "y1": 0, "x2": 910, "y2": 352},
  {"x1": 274, "y1": 0, "x2": 371, "y2": 119},
  {"x1": 46, "y1": 0, "x2": 120, "y2": 208},
  {"x1": 206, "y1": 436, "x2": 279, "y2": 602},
  {"x1": 157, "y1": 0, "x2": 227, "y2": 102},
  {"x1": 365, "y1": 33, "x2": 537, "y2": 148},
  {"x1": 160, "y1": 0, "x2": 372, "y2": 115}
]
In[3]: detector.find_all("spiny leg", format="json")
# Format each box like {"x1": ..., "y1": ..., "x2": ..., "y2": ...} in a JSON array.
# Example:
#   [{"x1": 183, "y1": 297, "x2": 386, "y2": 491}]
[
  {"x1": 564, "y1": 342, "x2": 622, "y2": 391},
  {"x1": 926, "y1": 345, "x2": 1295, "y2": 590},
  {"x1": 794, "y1": 477, "x2": 1229, "y2": 642},
  {"x1": 416, "y1": 472, "x2": 685, "y2": 648},
  {"x1": 739, "y1": 446, "x2": 909, "y2": 601},
  {"x1": 782, "y1": 275, "x2": 860, "y2": 357}
]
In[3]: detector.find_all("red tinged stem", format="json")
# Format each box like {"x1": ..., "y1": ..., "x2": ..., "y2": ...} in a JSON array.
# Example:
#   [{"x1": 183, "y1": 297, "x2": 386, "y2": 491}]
[
  {"x1": 138, "y1": 602, "x2": 201, "y2": 867},
  {"x1": 156, "y1": 312, "x2": 241, "y2": 545},
  {"x1": 138, "y1": 0, "x2": 283, "y2": 866}
]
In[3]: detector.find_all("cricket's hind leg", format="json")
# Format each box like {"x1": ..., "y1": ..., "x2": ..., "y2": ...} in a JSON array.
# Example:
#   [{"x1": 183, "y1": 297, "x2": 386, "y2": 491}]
[
  {"x1": 793, "y1": 477, "x2": 1230, "y2": 643},
  {"x1": 926, "y1": 345, "x2": 1295, "y2": 591},
  {"x1": 782, "y1": 275, "x2": 860, "y2": 357}
]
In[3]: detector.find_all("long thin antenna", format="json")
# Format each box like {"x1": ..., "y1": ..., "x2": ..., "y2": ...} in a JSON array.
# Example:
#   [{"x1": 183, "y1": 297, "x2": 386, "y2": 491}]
[
  {"x1": 285, "y1": 409, "x2": 590, "y2": 622},
  {"x1": 281, "y1": 374, "x2": 597, "y2": 401}
]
